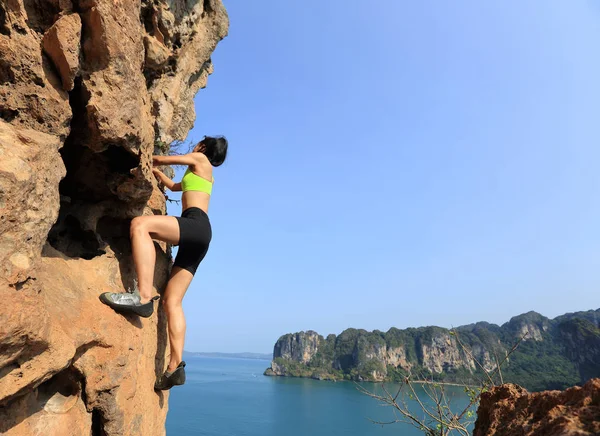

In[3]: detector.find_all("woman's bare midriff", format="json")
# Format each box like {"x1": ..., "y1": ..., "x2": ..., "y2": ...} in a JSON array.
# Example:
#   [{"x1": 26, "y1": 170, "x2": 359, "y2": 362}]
[{"x1": 181, "y1": 191, "x2": 210, "y2": 214}]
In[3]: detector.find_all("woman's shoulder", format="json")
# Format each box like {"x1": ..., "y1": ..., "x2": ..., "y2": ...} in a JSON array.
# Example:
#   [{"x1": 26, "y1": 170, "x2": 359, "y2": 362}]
[
  {"x1": 188, "y1": 154, "x2": 213, "y2": 178},
  {"x1": 184, "y1": 153, "x2": 205, "y2": 169},
  {"x1": 188, "y1": 151, "x2": 210, "y2": 166}
]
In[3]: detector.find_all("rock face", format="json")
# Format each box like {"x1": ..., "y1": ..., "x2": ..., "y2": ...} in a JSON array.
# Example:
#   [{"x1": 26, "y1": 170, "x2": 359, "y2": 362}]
[
  {"x1": 273, "y1": 331, "x2": 322, "y2": 364},
  {"x1": 42, "y1": 13, "x2": 81, "y2": 91},
  {"x1": 0, "y1": 0, "x2": 228, "y2": 435},
  {"x1": 265, "y1": 309, "x2": 600, "y2": 390},
  {"x1": 474, "y1": 378, "x2": 600, "y2": 436}
]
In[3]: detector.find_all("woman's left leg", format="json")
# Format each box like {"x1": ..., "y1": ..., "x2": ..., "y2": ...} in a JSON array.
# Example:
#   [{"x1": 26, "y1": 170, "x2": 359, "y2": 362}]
[
  {"x1": 100, "y1": 215, "x2": 181, "y2": 316},
  {"x1": 162, "y1": 266, "x2": 194, "y2": 372},
  {"x1": 130, "y1": 215, "x2": 180, "y2": 303}
]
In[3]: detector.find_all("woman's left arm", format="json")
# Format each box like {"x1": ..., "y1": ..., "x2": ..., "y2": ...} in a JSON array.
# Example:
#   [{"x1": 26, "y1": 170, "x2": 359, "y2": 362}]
[
  {"x1": 152, "y1": 168, "x2": 181, "y2": 191},
  {"x1": 152, "y1": 154, "x2": 199, "y2": 166}
]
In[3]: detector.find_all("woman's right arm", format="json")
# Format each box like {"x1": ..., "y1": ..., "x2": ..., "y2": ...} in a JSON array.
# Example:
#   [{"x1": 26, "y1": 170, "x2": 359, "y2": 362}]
[{"x1": 153, "y1": 168, "x2": 182, "y2": 191}]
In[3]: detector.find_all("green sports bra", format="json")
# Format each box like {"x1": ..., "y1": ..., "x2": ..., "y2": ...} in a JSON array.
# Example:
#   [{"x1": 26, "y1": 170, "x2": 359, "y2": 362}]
[{"x1": 181, "y1": 168, "x2": 213, "y2": 195}]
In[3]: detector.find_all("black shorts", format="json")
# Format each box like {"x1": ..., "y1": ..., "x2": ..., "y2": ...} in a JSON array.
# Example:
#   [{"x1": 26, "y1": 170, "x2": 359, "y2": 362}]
[{"x1": 173, "y1": 207, "x2": 212, "y2": 275}]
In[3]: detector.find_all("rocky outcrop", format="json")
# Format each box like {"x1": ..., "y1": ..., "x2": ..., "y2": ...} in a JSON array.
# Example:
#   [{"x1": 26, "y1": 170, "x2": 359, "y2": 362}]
[
  {"x1": 265, "y1": 309, "x2": 600, "y2": 389},
  {"x1": 474, "y1": 378, "x2": 600, "y2": 436},
  {"x1": 42, "y1": 13, "x2": 81, "y2": 91},
  {"x1": 274, "y1": 331, "x2": 322, "y2": 364},
  {"x1": 503, "y1": 311, "x2": 551, "y2": 342},
  {"x1": 0, "y1": 0, "x2": 228, "y2": 435},
  {"x1": 419, "y1": 330, "x2": 476, "y2": 374},
  {"x1": 266, "y1": 326, "x2": 481, "y2": 382}
]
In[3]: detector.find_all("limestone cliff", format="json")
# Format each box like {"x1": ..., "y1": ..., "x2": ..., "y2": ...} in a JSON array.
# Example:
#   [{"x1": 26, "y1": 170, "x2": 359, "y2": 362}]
[
  {"x1": 273, "y1": 331, "x2": 322, "y2": 364},
  {"x1": 0, "y1": 1, "x2": 228, "y2": 435},
  {"x1": 265, "y1": 309, "x2": 600, "y2": 390}
]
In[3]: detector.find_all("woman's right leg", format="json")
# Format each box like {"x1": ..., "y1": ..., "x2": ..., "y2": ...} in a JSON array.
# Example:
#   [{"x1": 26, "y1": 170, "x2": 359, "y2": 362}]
[
  {"x1": 162, "y1": 267, "x2": 194, "y2": 371},
  {"x1": 130, "y1": 215, "x2": 180, "y2": 304}
]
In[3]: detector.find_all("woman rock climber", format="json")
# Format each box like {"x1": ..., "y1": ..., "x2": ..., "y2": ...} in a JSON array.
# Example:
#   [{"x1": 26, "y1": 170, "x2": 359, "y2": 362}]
[{"x1": 100, "y1": 136, "x2": 228, "y2": 390}]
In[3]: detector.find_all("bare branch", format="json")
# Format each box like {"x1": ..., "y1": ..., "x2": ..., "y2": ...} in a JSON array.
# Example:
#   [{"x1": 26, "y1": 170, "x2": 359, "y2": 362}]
[
  {"x1": 494, "y1": 351, "x2": 504, "y2": 385},
  {"x1": 361, "y1": 329, "x2": 528, "y2": 436},
  {"x1": 451, "y1": 328, "x2": 495, "y2": 386},
  {"x1": 487, "y1": 333, "x2": 527, "y2": 383}
]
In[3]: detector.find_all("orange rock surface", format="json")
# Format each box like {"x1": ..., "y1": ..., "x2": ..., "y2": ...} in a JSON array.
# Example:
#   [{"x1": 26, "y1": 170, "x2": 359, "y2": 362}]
[
  {"x1": 474, "y1": 379, "x2": 600, "y2": 436},
  {"x1": 0, "y1": 0, "x2": 228, "y2": 434}
]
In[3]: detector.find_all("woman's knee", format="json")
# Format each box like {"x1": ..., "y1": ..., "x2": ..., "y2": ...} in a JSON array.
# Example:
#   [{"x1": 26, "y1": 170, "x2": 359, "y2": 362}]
[
  {"x1": 162, "y1": 296, "x2": 183, "y2": 311},
  {"x1": 130, "y1": 216, "x2": 148, "y2": 237}
]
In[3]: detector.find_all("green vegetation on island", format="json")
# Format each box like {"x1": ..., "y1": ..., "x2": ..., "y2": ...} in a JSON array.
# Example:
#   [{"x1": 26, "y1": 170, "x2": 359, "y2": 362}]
[{"x1": 264, "y1": 309, "x2": 600, "y2": 391}]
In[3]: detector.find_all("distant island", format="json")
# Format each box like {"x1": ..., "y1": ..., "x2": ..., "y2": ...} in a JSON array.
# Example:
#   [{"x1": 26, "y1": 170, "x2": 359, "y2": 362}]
[
  {"x1": 264, "y1": 308, "x2": 600, "y2": 392},
  {"x1": 184, "y1": 351, "x2": 272, "y2": 360}
]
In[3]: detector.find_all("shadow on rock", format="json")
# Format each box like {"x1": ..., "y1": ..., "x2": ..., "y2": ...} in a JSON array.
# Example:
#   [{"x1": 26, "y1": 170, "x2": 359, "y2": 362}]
[{"x1": 0, "y1": 367, "x2": 85, "y2": 434}]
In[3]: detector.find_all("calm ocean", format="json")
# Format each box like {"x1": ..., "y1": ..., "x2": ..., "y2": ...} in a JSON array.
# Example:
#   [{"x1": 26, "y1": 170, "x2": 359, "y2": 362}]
[{"x1": 166, "y1": 357, "x2": 473, "y2": 436}]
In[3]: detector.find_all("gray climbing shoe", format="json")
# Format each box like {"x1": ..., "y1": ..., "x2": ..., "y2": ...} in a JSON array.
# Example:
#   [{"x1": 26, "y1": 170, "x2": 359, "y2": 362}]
[
  {"x1": 154, "y1": 361, "x2": 186, "y2": 390},
  {"x1": 99, "y1": 292, "x2": 159, "y2": 318}
]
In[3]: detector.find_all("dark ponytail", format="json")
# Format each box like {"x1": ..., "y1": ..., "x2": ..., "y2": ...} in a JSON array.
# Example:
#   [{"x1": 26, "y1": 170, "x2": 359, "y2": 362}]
[{"x1": 198, "y1": 136, "x2": 228, "y2": 167}]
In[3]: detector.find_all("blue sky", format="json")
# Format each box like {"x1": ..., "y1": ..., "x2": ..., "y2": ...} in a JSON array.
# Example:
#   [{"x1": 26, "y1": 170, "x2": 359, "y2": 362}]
[{"x1": 167, "y1": 1, "x2": 600, "y2": 353}]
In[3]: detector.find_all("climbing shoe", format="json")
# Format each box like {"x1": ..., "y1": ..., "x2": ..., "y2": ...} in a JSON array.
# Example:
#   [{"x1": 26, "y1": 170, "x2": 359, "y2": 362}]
[
  {"x1": 154, "y1": 361, "x2": 186, "y2": 390},
  {"x1": 99, "y1": 292, "x2": 159, "y2": 318}
]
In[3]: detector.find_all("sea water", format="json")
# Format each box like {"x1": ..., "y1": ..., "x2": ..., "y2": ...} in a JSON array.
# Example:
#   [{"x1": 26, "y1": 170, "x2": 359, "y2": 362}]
[{"x1": 166, "y1": 357, "x2": 474, "y2": 436}]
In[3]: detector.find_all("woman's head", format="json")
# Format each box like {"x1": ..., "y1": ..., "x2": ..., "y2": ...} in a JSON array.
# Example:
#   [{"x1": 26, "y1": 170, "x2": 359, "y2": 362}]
[{"x1": 194, "y1": 136, "x2": 228, "y2": 167}]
